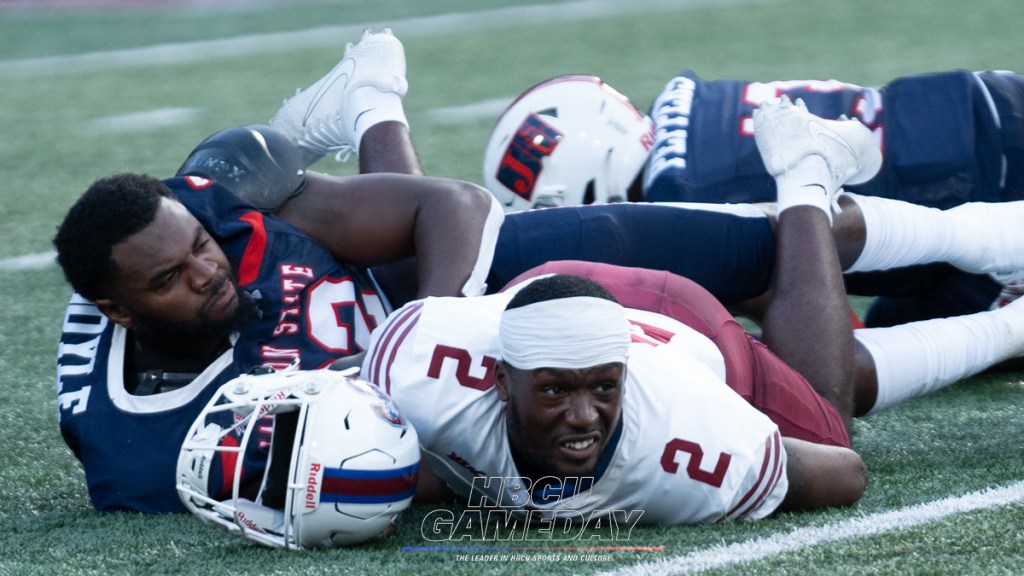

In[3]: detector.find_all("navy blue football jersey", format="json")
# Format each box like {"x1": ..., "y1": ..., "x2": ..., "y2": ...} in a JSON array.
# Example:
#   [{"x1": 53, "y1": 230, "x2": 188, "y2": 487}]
[
  {"x1": 645, "y1": 69, "x2": 1008, "y2": 209},
  {"x1": 173, "y1": 176, "x2": 388, "y2": 371},
  {"x1": 56, "y1": 294, "x2": 243, "y2": 513},
  {"x1": 56, "y1": 176, "x2": 388, "y2": 513}
]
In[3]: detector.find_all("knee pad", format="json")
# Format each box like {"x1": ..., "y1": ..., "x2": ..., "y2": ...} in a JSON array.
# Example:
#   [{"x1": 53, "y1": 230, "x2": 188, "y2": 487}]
[{"x1": 176, "y1": 124, "x2": 306, "y2": 211}]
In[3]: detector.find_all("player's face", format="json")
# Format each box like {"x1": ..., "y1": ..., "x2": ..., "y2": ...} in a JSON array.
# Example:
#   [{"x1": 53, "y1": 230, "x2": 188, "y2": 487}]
[
  {"x1": 100, "y1": 198, "x2": 242, "y2": 348},
  {"x1": 497, "y1": 362, "x2": 624, "y2": 479}
]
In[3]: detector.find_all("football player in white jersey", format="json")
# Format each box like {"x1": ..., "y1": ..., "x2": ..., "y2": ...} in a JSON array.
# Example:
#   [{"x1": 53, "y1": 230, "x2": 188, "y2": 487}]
[
  {"x1": 363, "y1": 98, "x2": 1024, "y2": 523},
  {"x1": 366, "y1": 269, "x2": 812, "y2": 521}
]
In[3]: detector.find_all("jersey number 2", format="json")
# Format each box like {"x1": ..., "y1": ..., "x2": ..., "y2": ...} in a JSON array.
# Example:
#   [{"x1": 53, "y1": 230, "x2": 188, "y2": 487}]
[
  {"x1": 660, "y1": 438, "x2": 732, "y2": 487},
  {"x1": 427, "y1": 345, "x2": 497, "y2": 391}
]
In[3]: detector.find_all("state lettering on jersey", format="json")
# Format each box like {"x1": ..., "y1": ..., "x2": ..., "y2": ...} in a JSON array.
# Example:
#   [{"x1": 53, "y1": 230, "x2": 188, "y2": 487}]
[
  {"x1": 56, "y1": 294, "x2": 109, "y2": 417},
  {"x1": 260, "y1": 263, "x2": 382, "y2": 370},
  {"x1": 271, "y1": 264, "x2": 313, "y2": 338}
]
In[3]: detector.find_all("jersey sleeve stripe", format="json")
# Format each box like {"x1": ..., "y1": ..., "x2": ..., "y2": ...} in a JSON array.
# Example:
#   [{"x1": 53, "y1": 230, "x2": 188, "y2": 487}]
[
  {"x1": 725, "y1": 432, "x2": 775, "y2": 517},
  {"x1": 366, "y1": 303, "x2": 422, "y2": 394},
  {"x1": 365, "y1": 303, "x2": 418, "y2": 385},
  {"x1": 726, "y1": 431, "x2": 784, "y2": 519},
  {"x1": 236, "y1": 211, "x2": 267, "y2": 287},
  {"x1": 740, "y1": 431, "x2": 785, "y2": 518}
]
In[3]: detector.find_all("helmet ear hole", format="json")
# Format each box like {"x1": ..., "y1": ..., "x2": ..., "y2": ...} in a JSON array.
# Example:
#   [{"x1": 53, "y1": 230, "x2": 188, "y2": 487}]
[
  {"x1": 626, "y1": 171, "x2": 645, "y2": 202},
  {"x1": 582, "y1": 180, "x2": 597, "y2": 205}
]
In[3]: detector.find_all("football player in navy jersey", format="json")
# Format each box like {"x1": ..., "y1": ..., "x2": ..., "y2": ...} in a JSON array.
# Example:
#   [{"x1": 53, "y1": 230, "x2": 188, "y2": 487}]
[
  {"x1": 483, "y1": 69, "x2": 1024, "y2": 328},
  {"x1": 53, "y1": 30, "x2": 503, "y2": 514},
  {"x1": 646, "y1": 69, "x2": 1024, "y2": 328},
  {"x1": 643, "y1": 69, "x2": 1023, "y2": 209}
]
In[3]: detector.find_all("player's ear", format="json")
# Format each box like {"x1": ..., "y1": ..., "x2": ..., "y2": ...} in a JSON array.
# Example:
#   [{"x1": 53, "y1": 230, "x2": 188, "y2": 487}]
[
  {"x1": 495, "y1": 361, "x2": 511, "y2": 402},
  {"x1": 94, "y1": 298, "x2": 134, "y2": 329}
]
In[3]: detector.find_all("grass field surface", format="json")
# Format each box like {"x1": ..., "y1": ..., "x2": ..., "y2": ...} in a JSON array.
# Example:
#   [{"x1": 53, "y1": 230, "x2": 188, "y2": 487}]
[{"x1": 1, "y1": 0, "x2": 1023, "y2": 574}]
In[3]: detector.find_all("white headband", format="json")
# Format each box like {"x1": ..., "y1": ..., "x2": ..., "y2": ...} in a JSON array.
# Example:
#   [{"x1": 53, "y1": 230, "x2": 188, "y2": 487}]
[{"x1": 499, "y1": 296, "x2": 630, "y2": 370}]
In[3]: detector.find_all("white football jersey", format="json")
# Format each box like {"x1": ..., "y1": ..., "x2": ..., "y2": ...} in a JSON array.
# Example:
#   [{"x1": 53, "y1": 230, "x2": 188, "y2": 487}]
[{"x1": 363, "y1": 288, "x2": 787, "y2": 524}]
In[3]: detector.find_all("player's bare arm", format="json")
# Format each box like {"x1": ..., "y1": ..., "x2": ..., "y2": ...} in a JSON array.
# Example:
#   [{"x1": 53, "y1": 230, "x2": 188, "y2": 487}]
[
  {"x1": 276, "y1": 171, "x2": 502, "y2": 299},
  {"x1": 777, "y1": 437, "x2": 867, "y2": 513}
]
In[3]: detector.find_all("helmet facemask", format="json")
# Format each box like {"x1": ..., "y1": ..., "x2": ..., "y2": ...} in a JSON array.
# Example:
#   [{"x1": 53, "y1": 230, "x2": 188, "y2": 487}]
[{"x1": 177, "y1": 369, "x2": 420, "y2": 549}]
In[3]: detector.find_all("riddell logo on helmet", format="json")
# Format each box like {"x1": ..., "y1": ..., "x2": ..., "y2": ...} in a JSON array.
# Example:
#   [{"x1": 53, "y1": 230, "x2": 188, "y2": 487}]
[
  {"x1": 255, "y1": 390, "x2": 290, "y2": 420},
  {"x1": 236, "y1": 509, "x2": 266, "y2": 534},
  {"x1": 639, "y1": 121, "x2": 656, "y2": 152},
  {"x1": 195, "y1": 454, "x2": 209, "y2": 481},
  {"x1": 305, "y1": 462, "x2": 321, "y2": 509}
]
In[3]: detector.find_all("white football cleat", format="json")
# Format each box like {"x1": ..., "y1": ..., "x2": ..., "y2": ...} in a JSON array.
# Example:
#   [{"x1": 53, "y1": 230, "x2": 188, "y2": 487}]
[
  {"x1": 753, "y1": 96, "x2": 882, "y2": 196},
  {"x1": 270, "y1": 28, "x2": 408, "y2": 164}
]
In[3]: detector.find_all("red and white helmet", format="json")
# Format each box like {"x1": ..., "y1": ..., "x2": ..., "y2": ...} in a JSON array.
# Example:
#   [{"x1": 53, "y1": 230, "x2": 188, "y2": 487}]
[
  {"x1": 176, "y1": 368, "x2": 419, "y2": 549},
  {"x1": 483, "y1": 74, "x2": 655, "y2": 211}
]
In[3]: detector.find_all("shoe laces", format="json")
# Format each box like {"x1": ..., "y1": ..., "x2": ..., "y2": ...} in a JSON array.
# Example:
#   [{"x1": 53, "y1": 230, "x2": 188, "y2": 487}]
[{"x1": 298, "y1": 111, "x2": 355, "y2": 163}]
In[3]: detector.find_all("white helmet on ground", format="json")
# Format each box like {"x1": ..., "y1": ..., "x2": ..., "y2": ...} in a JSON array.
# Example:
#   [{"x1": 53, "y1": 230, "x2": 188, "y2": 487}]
[
  {"x1": 483, "y1": 74, "x2": 655, "y2": 211},
  {"x1": 176, "y1": 368, "x2": 419, "y2": 549}
]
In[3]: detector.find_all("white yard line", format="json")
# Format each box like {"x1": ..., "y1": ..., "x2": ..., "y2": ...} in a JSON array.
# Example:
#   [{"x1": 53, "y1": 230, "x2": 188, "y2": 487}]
[
  {"x1": 426, "y1": 98, "x2": 514, "y2": 125},
  {"x1": 596, "y1": 480, "x2": 1024, "y2": 575},
  {"x1": 0, "y1": 0, "x2": 775, "y2": 78},
  {"x1": 0, "y1": 251, "x2": 56, "y2": 271},
  {"x1": 88, "y1": 107, "x2": 204, "y2": 133}
]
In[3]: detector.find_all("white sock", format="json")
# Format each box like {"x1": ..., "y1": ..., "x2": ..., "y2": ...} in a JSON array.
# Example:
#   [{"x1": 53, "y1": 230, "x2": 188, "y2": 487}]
[
  {"x1": 844, "y1": 193, "x2": 953, "y2": 272},
  {"x1": 846, "y1": 193, "x2": 1024, "y2": 274},
  {"x1": 774, "y1": 155, "x2": 834, "y2": 224},
  {"x1": 856, "y1": 297, "x2": 1024, "y2": 415},
  {"x1": 349, "y1": 87, "x2": 409, "y2": 153}
]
